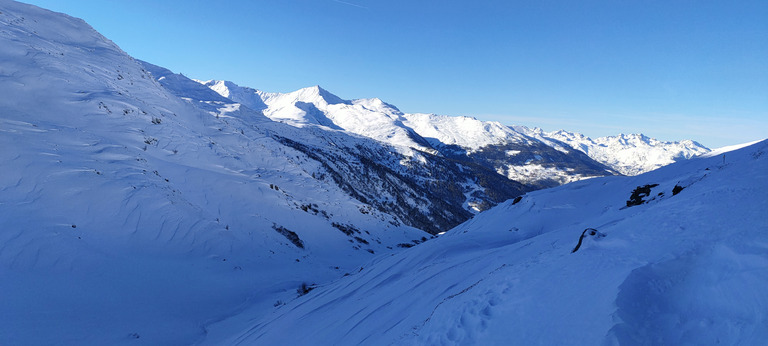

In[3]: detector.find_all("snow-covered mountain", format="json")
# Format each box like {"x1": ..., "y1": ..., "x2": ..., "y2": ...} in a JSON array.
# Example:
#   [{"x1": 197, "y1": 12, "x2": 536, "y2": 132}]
[
  {"x1": 203, "y1": 79, "x2": 712, "y2": 181},
  {"x1": 0, "y1": 2, "x2": 535, "y2": 342},
  {"x1": 0, "y1": 1, "x2": 460, "y2": 343},
  {"x1": 206, "y1": 138, "x2": 768, "y2": 345},
  {"x1": 149, "y1": 62, "x2": 529, "y2": 227},
  {"x1": 200, "y1": 79, "x2": 618, "y2": 187},
  {"x1": 198, "y1": 80, "x2": 435, "y2": 153},
  {"x1": 517, "y1": 127, "x2": 712, "y2": 175},
  {"x1": 1, "y1": 1, "x2": 745, "y2": 344}
]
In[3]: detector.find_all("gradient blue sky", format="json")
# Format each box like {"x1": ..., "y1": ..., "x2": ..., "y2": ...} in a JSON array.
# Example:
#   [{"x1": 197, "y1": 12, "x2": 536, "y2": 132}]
[{"x1": 23, "y1": 0, "x2": 768, "y2": 148}]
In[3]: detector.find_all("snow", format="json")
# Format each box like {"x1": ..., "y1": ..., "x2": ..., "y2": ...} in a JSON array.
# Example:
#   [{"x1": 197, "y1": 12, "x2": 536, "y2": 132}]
[
  {"x1": 703, "y1": 138, "x2": 766, "y2": 158},
  {"x1": 214, "y1": 139, "x2": 768, "y2": 345},
  {"x1": 198, "y1": 79, "x2": 710, "y2": 186},
  {"x1": 200, "y1": 81, "x2": 434, "y2": 155},
  {"x1": 0, "y1": 2, "x2": 428, "y2": 343},
  {"x1": 518, "y1": 127, "x2": 712, "y2": 175},
  {"x1": 2, "y1": 1, "x2": 756, "y2": 344},
  {"x1": 211, "y1": 82, "x2": 534, "y2": 154},
  {"x1": 399, "y1": 113, "x2": 531, "y2": 150},
  {"x1": 197, "y1": 81, "x2": 621, "y2": 186},
  {"x1": 497, "y1": 163, "x2": 585, "y2": 186}
]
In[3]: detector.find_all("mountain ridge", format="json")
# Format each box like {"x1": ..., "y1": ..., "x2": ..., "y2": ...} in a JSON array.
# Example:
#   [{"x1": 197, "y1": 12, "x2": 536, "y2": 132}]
[
  {"x1": 198, "y1": 79, "x2": 621, "y2": 186},
  {"x1": 518, "y1": 127, "x2": 711, "y2": 175},
  {"x1": 199, "y1": 79, "x2": 709, "y2": 180}
]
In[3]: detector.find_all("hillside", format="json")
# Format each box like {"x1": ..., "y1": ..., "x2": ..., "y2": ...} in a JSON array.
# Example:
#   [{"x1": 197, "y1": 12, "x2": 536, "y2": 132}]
[
  {"x1": 0, "y1": 1, "x2": 436, "y2": 343},
  {"x1": 210, "y1": 139, "x2": 768, "y2": 345},
  {"x1": 0, "y1": 1, "x2": 742, "y2": 344}
]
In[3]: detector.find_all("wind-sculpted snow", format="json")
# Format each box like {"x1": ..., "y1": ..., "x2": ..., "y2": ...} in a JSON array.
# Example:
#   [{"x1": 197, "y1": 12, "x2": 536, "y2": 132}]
[{"x1": 213, "y1": 140, "x2": 768, "y2": 345}]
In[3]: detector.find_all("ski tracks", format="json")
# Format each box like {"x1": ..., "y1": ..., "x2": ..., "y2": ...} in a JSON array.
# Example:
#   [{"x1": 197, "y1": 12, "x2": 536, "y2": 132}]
[{"x1": 411, "y1": 264, "x2": 515, "y2": 345}]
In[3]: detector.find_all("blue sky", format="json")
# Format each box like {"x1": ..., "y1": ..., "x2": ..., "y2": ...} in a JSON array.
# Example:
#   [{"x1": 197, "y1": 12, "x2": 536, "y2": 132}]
[{"x1": 23, "y1": 0, "x2": 768, "y2": 148}]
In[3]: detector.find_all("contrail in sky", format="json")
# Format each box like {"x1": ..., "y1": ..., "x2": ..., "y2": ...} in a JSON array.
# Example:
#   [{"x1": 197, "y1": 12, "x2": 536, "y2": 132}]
[{"x1": 332, "y1": 0, "x2": 368, "y2": 9}]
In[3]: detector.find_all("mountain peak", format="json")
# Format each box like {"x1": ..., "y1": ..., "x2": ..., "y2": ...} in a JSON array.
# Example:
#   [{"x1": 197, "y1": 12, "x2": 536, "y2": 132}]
[
  {"x1": 352, "y1": 97, "x2": 403, "y2": 114},
  {"x1": 293, "y1": 85, "x2": 348, "y2": 105},
  {"x1": 194, "y1": 79, "x2": 269, "y2": 111}
]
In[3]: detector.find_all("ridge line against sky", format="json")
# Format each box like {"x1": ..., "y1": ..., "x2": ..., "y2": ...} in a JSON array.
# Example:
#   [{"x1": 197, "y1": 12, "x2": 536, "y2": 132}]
[{"x1": 16, "y1": 0, "x2": 768, "y2": 148}]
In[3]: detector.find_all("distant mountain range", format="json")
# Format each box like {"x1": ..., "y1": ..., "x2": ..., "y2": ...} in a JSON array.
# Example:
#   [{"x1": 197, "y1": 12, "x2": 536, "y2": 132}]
[
  {"x1": 519, "y1": 128, "x2": 711, "y2": 175},
  {"x1": 197, "y1": 78, "x2": 711, "y2": 182}
]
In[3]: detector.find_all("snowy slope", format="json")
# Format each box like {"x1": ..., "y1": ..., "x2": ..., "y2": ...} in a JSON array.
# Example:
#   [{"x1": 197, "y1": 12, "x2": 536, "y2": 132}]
[
  {"x1": 0, "y1": 2, "x2": 433, "y2": 343},
  {"x1": 518, "y1": 127, "x2": 711, "y2": 175},
  {"x1": 401, "y1": 113, "x2": 530, "y2": 150},
  {"x1": 211, "y1": 140, "x2": 768, "y2": 345},
  {"x1": 1, "y1": 2, "x2": 746, "y2": 345},
  {"x1": 0, "y1": 2, "x2": 540, "y2": 342}
]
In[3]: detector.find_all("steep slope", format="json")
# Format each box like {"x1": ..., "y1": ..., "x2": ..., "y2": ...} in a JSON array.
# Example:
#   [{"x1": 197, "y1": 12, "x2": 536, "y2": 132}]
[
  {"x1": 201, "y1": 80, "x2": 617, "y2": 186},
  {"x1": 517, "y1": 127, "x2": 711, "y2": 175},
  {"x1": 0, "y1": 2, "x2": 537, "y2": 342},
  {"x1": 152, "y1": 64, "x2": 530, "y2": 229},
  {"x1": 194, "y1": 80, "x2": 531, "y2": 217},
  {"x1": 211, "y1": 140, "x2": 768, "y2": 345},
  {"x1": 0, "y1": 2, "x2": 433, "y2": 343}
]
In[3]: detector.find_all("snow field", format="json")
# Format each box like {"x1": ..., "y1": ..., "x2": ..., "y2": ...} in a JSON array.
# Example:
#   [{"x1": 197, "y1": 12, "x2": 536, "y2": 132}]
[
  {"x1": 1, "y1": 1, "x2": 759, "y2": 344},
  {"x1": 1, "y1": 2, "x2": 428, "y2": 343},
  {"x1": 218, "y1": 140, "x2": 767, "y2": 345}
]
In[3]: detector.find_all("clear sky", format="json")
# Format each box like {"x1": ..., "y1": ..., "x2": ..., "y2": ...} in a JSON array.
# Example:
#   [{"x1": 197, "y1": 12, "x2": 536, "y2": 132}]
[{"x1": 21, "y1": 0, "x2": 768, "y2": 148}]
